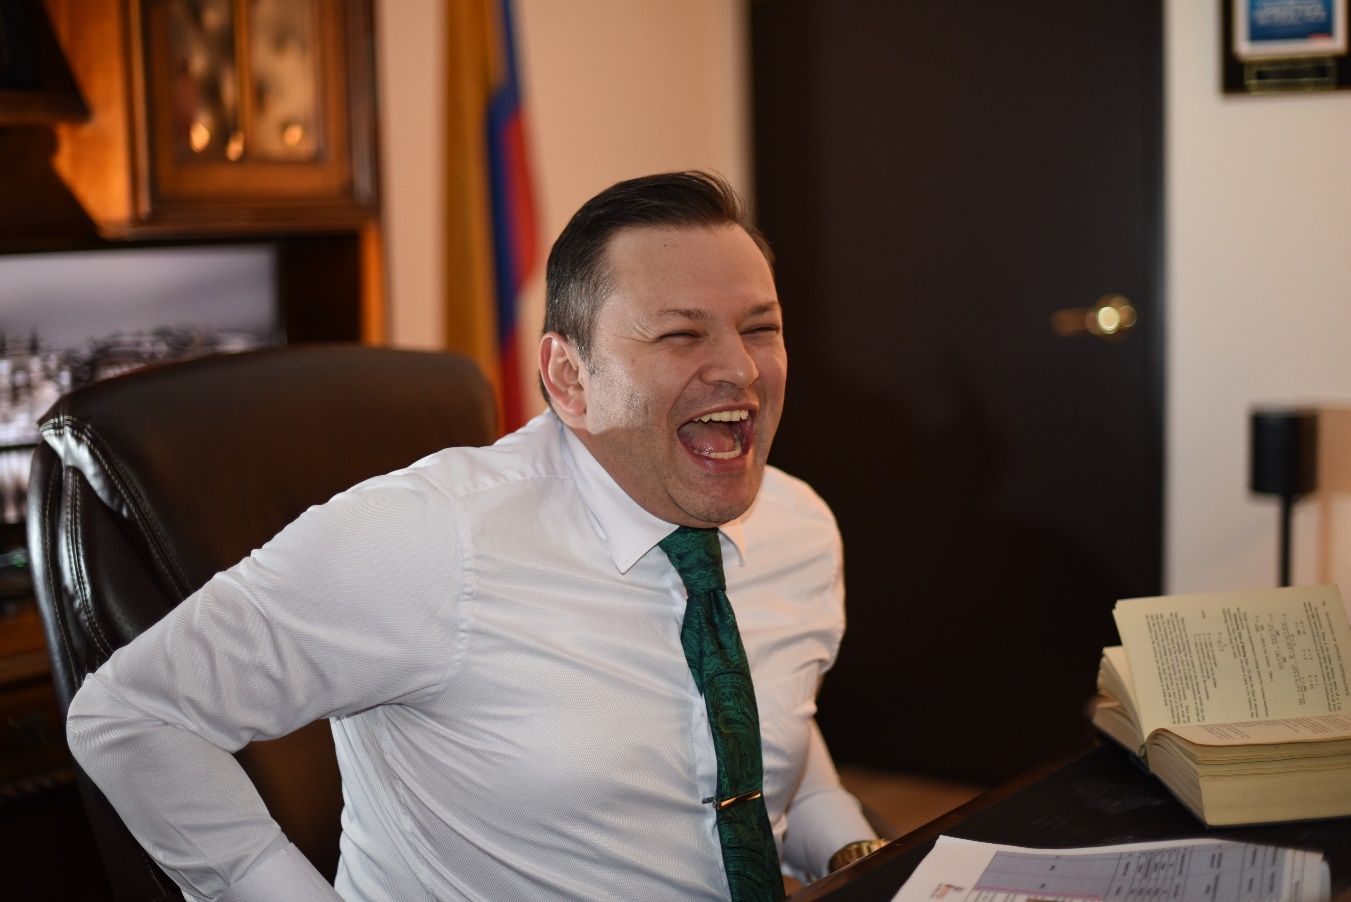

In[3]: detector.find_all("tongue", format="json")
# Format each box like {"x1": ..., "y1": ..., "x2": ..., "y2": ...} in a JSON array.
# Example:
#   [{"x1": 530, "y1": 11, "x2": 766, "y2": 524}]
[{"x1": 678, "y1": 420, "x2": 738, "y2": 455}]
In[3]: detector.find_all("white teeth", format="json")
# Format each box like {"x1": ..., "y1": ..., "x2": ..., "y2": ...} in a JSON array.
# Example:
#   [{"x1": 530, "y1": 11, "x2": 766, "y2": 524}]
[
  {"x1": 695, "y1": 409, "x2": 749, "y2": 423},
  {"x1": 687, "y1": 410, "x2": 748, "y2": 459},
  {"x1": 701, "y1": 439, "x2": 743, "y2": 460}
]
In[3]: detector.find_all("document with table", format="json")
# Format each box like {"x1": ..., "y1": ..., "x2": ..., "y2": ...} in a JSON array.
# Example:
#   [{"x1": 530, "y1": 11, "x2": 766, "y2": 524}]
[{"x1": 891, "y1": 836, "x2": 1329, "y2": 902}]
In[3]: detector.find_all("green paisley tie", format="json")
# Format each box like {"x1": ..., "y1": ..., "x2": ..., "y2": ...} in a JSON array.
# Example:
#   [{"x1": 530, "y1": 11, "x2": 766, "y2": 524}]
[{"x1": 659, "y1": 526, "x2": 784, "y2": 901}]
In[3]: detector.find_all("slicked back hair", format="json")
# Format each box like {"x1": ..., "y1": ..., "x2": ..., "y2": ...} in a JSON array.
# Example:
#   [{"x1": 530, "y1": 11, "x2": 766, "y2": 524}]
[{"x1": 543, "y1": 171, "x2": 773, "y2": 375}]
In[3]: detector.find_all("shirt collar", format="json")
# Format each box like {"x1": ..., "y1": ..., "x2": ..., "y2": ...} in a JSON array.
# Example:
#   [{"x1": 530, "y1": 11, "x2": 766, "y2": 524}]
[{"x1": 556, "y1": 415, "x2": 748, "y2": 574}]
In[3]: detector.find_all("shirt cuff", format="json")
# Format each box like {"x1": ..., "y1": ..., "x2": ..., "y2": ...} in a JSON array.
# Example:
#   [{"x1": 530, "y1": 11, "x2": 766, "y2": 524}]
[{"x1": 219, "y1": 842, "x2": 342, "y2": 902}]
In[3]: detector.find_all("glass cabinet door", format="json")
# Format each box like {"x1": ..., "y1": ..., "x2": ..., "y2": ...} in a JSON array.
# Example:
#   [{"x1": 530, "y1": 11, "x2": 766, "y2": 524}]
[{"x1": 140, "y1": 0, "x2": 374, "y2": 229}]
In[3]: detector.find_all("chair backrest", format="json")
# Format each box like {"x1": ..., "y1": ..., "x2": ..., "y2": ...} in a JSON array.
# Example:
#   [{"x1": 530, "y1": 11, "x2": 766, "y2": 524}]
[{"x1": 27, "y1": 345, "x2": 497, "y2": 901}]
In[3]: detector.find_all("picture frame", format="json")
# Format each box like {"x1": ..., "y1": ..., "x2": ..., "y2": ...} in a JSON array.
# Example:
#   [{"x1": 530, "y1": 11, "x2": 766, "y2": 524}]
[
  {"x1": 1223, "y1": 0, "x2": 1351, "y2": 92},
  {"x1": 0, "y1": 244, "x2": 282, "y2": 525},
  {"x1": 1233, "y1": 0, "x2": 1348, "y2": 60}
]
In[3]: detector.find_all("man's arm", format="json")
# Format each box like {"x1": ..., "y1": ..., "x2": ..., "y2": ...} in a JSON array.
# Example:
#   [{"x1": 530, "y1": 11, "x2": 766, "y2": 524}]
[
  {"x1": 69, "y1": 675, "x2": 340, "y2": 901},
  {"x1": 780, "y1": 719, "x2": 878, "y2": 880},
  {"x1": 66, "y1": 477, "x2": 463, "y2": 901},
  {"x1": 779, "y1": 498, "x2": 879, "y2": 881}
]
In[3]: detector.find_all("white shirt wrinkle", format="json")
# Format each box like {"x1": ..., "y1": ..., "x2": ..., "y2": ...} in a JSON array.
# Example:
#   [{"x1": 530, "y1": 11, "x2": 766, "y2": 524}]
[{"x1": 66, "y1": 409, "x2": 873, "y2": 901}]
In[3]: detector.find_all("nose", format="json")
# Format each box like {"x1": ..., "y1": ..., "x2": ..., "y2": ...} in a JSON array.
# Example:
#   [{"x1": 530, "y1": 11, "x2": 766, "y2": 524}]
[{"x1": 702, "y1": 330, "x2": 759, "y2": 388}]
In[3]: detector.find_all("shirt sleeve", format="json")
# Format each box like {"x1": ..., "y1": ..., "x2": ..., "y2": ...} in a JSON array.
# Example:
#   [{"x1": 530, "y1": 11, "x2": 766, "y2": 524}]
[
  {"x1": 66, "y1": 474, "x2": 466, "y2": 901},
  {"x1": 780, "y1": 719, "x2": 876, "y2": 880},
  {"x1": 780, "y1": 500, "x2": 875, "y2": 879}
]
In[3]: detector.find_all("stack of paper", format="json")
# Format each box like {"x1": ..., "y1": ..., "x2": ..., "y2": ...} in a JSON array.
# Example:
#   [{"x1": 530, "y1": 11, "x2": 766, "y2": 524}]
[{"x1": 892, "y1": 836, "x2": 1329, "y2": 902}]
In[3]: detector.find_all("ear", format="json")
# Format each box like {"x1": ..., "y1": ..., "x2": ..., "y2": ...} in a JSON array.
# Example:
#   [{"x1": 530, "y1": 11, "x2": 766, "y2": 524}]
[{"x1": 539, "y1": 332, "x2": 588, "y2": 423}]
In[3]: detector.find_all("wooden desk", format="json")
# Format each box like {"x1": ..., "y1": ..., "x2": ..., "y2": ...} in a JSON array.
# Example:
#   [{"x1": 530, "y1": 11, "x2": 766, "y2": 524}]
[{"x1": 796, "y1": 742, "x2": 1351, "y2": 900}]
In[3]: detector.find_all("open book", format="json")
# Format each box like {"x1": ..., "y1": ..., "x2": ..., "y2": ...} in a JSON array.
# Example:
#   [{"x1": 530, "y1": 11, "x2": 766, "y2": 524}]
[{"x1": 1091, "y1": 584, "x2": 1351, "y2": 826}]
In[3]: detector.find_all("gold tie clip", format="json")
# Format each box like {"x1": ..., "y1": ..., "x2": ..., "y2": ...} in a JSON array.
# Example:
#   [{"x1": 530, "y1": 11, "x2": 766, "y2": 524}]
[{"x1": 714, "y1": 789, "x2": 763, "y2": 810}]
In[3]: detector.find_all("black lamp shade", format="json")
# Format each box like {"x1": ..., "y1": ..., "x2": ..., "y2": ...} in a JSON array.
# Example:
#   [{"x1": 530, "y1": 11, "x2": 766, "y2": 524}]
[{"x1": 1250, "y1": 409, "x2": 1318, "y2": 498}]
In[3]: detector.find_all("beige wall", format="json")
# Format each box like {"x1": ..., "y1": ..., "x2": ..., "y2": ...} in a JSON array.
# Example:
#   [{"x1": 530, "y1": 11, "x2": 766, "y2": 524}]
[
  {"x1": 376, "y1": 0, "x2": 751, "y2": 417},
  {"x1": 1166, "y1": 1, "x2": 1351, "y2": 593},
  {"x1": 375, "y1": 0, "x2": 447, "y2": 351}
]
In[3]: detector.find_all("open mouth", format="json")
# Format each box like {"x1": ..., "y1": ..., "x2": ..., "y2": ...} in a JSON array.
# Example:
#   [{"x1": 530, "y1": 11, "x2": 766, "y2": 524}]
[{"x1": 676, "y1": 409, "x2": 753, "y2": 461}]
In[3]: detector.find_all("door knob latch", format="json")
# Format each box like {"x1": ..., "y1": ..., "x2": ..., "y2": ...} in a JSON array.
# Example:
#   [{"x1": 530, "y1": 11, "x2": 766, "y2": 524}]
[{"x1": 1051, "y1": 294, "x2": 1137, "y2": 340}]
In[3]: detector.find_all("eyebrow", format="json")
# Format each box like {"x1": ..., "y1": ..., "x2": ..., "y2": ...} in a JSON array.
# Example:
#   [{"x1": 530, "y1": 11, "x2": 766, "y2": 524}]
[{"x1": 649, "y1": 301, "x2": 782, "y2": 321}]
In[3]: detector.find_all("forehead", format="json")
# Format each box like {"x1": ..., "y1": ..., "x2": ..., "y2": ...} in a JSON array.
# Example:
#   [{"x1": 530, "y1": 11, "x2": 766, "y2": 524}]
[{"x1": 598, "y1": 224, "x2": 776, "y2": 320}]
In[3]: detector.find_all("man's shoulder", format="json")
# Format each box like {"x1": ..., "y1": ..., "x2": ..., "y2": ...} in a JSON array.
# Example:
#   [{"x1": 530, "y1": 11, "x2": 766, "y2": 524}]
[
  {"x1": 349, "y1": 412, "x2": 572, "y2": 507},
  {"x1": 750, "y1": 465, "x2": 838, "y2": 532}
]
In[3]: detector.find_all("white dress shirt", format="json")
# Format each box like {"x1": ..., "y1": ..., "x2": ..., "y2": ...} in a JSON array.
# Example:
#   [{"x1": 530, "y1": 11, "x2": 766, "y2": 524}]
[{"x1": 67, "y1": 411, "x2": 873, "y2": 901}]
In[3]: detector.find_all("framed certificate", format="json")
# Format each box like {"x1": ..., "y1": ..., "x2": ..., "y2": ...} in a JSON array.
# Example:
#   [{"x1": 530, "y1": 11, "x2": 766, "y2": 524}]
[{"x1": 1233, "y1": 0, "x2": 1348, "y2": 60}]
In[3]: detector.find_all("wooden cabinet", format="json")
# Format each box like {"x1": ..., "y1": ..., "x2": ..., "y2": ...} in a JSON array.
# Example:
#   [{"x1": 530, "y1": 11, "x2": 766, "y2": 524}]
[
  {"x1": 0, "y1": 613, "x2": 70, "y2": 796},
  {"x1": 44, "y1": 0, "x2": 377, "y2": 238},
  {"x1": 0, "y1": 1, "x2": 384, "y2": 832},
  {"x1": 0, "y1": 523, "x2": 111, "y2": 898},
  {"x1": 0, "y1": 532, "x2": 71, "y2": 800},
  {"x1": 0, "y1": 0, "x2": 88, "y2": 127}
]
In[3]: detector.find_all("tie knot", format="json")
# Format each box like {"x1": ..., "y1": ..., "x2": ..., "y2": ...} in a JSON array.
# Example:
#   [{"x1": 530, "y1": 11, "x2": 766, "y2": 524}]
[{"x1": 658, "y1": 526, "x2": 726, "y2": 594}]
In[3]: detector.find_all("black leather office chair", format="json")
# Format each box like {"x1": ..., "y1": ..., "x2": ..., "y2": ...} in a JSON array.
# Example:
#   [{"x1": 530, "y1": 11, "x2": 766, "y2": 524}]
[{"x1": 26, "y1": 345, "x2": 497, "y2": 901}]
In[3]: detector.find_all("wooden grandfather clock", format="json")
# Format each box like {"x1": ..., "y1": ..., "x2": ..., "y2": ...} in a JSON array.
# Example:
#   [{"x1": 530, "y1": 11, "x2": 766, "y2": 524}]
[
  {"x1": 46, "y1": 0, "x2": 376, "y2": 235},
  {"x1": 35, "y1": 0, "x2": 385, "y2": 341}
]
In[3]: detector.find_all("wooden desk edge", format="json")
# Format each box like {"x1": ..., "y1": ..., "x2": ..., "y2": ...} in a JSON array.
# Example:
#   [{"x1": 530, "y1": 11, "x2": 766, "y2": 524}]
[{"x1": 790, "y1": 738, "x2": 1099, "y2": 900}]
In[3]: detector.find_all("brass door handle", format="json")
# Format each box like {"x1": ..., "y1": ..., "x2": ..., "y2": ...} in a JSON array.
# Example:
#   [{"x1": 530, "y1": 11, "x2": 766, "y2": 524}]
[{"x1": 1051, "y1": 294, "x2": 1138, "y2": 340}]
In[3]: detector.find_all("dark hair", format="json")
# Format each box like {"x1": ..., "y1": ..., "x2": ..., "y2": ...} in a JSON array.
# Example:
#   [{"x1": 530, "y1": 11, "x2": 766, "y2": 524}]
[{"x1": 543, "y1": 171, "x2": 772, "y2": 365}]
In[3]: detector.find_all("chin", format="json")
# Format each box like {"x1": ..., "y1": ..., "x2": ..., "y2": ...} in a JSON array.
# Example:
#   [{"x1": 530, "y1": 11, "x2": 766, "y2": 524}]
[
  {"x1": 677, "y1": 485, "x2": 759, "y2": 526},
  {"x1": 667, "y1": 453, "x2": 767, "y2": 524}
]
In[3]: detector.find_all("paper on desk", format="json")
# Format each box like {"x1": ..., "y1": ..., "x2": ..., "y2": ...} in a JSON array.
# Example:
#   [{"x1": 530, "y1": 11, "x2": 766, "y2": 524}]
[{"x1": 890, "y1": 836, "x2": 1329, "y2": 902}]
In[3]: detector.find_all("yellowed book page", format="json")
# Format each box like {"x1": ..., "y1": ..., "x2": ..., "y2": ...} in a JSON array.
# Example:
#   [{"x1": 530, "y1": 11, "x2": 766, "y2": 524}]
[
  {"x1": 1114, "y1": 585, "x2": 1351, "y2": 737},
  {"x1": 1091, "y1": 695, "x2": 1144, "y2": 753},
  {"x1": 1101, "y1": 645, "x2": 1130, "y2": 682},
  {"x1": 1166, "y1": 712, "x2": 1351, "y2": 746},
  {"x1": 1099, "y1": 645, "x2": 1138, "y2": 724}
]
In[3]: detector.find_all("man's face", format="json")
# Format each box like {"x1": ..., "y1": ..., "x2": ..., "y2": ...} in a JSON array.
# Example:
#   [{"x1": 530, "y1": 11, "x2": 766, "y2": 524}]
[{"x1": 561, "y1": 224, "x2": 786, "y2": 527}]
